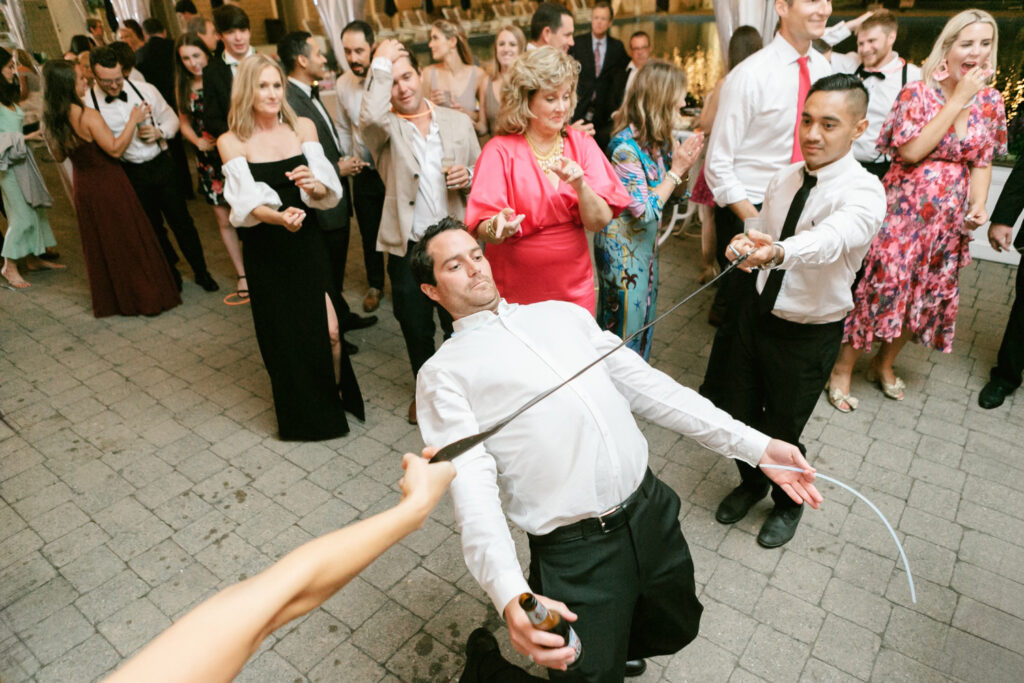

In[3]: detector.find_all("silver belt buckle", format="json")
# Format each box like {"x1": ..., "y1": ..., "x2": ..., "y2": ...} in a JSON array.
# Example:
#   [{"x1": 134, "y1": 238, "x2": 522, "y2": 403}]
[{"x1": 597, "y1": 505, "x2": 621, "y2": 532}]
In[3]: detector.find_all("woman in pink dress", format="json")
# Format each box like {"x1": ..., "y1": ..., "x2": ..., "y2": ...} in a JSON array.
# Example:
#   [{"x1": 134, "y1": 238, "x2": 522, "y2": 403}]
[
  {"x1": 826, "y1": 9, "x2": 1006, "y2": 411},
  {"x1": 466, "y1": 47, "x2": 629, "y2": 313}
]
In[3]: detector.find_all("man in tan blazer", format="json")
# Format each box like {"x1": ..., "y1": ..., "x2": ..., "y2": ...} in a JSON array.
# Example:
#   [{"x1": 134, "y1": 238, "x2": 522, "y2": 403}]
[{"x1": 360, "y1": 39, "x2": 481, "y2": 424}]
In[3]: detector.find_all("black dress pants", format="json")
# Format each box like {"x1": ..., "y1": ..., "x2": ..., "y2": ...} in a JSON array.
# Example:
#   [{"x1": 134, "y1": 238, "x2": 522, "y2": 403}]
[
  {"x1": 709, "y1": 203, "x2": 761, "y2": 322},
  {"x1": 387, "y1": 242, "x2": 453, "y2": 380},
  {"x1": 526, "y1": 471, "x2": 703, "y2": 682},
  {"x1": 121, "y1": 152, "x2": 208, "y2": 277},
  {"x1": 322, "y1": 228, "x2": 353, "y2": 319},
  {"x1": 991, "y1": 259, "x2": 1024, "y2": 390},
  {"x1": 352, "y1": 169, "x2": 386, "y2": 290},
  {"x1": 705, "y1": 280, "x2": 842, "y2": 509}
]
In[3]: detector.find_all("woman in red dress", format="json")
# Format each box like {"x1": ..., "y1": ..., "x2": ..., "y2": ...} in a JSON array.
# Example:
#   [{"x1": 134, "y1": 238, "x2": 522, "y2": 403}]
[
  {"x1": 826, "y1": 10, "x2": 1006, "y2": 410},
  {"x1": 466, "y1": 47, "x2": 629, "y2": 313}
]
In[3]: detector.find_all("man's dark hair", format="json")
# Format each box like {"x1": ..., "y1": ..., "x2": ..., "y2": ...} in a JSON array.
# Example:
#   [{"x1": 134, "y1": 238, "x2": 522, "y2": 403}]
[
  {"x1": 175, "y1": 0, "x2": 198, "y2": 13},
  {"x1": 86, "y1": 18, "x2": 102, "y2": 31},
  {"x1": 394, "y1": 44, "x2": 420, "y2": 73},
  {"x1": 410, "y1": 218, "x2": 469, "y2": 286},
  {"x1": 69, "y1": 34, "x2": 94, "y2": 55},
  {"x1": 278, "y1": 31, "x2": 313, "y2": 74},
  {"x1": 530, "y1": 2, "x2": 572, "y2": 42},
  {"x1": 629, "y1": 30, "x2": 650, "y2": 45},
  {"x1": 121, "y1": 19, "x2": 144, "y2": 41},
  {"x1": 142, "y1": 18, "x2": 165, "y2": 37},
  {"x1": 90, "y1": 44, "x2": 121, "y2": 71},
  {"x1": 341, "y1": 20, "x2": 374, "y2": 46},
  {"x1": 806, "y1": 73, "x2": 869, "y2": 119},
  {"x1": 593, "y1": 0, "x2": 614, "y2": 20},
  {"x1": 214, "y1": 4, "x2": 250, "y2": 33}
]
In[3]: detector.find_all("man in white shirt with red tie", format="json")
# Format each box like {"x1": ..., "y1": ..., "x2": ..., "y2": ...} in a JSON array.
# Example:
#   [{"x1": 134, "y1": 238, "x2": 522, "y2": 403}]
[
  {"x1": 703, "y1": 0, "x2": 832, "y2": 327},
  {"x1": 705, "y1": 74, "x2": 884, "y2": 549},
  {"x1": 822, "y1": 9, "x2": 922, "y2": 178}
]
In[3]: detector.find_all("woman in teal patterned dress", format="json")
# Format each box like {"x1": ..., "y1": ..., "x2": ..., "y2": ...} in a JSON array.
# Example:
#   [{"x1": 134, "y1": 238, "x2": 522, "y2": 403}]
[
  {"x1": 0, "y1": 47, "x2": 63, "y2": 288},
  {"x1": 595, "y1": 61, "x2": 703, "y2": 359}
]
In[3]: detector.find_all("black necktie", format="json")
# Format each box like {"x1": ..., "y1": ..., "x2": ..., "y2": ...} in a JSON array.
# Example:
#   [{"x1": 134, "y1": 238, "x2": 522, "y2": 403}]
[
  {"x1": 855, "y1": 65, "x2": 884, "y2": 81},
  {"x1": 759, "y1": 171, "x2": 818, "y2": 315},
  {"x1": 106, "y1": 91, "x2": 128, "y2": 103},
  {"x1": 310, "y1": 83, "x2": 320, "y2": 101}
]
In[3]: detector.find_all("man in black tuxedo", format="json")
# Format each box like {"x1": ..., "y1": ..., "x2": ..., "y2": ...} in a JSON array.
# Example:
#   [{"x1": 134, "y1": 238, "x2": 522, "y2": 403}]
[
  {"x1": 202, "y1": 4, "x2": 253, "y2": 140},
  {"x1": 279, "y1": 31, "x2": 377, "y2": 340},
  {"x1": 569, "y1": 1, "x2": 628, "y2": 152},
  {"x1": 136, "y1": 17, "x2": 193, "y2": 199},
  {"x1": 979, "y1": 154, "x2": 1024, "y2": 409}
]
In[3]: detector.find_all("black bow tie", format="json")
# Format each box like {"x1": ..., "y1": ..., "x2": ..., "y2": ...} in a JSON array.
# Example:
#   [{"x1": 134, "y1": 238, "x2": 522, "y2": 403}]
[
  {"x1": 855, "y1": 65, "x2": 884, "y2": 81},
  {"x1": 105, "y1": 91, "x2": 128, "y2": 103},
  {"x1": 310, "y1": 83, "x2": 320, "y2": 101}
]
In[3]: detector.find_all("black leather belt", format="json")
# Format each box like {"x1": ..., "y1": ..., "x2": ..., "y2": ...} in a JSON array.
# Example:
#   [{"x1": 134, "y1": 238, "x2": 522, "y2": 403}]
[{"x1": 528, "y1": 469, "x2": 655, "y2": 547}]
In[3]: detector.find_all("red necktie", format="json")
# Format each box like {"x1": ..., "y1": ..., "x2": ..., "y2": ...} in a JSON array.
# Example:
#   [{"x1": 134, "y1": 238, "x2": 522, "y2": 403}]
[{"x1": 792, "y1": 56, "x2": 810, "y2": 163}]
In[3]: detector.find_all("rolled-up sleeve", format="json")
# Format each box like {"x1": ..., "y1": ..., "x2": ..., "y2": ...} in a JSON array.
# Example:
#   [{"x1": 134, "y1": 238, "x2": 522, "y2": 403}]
[
  {"x1": 222, "y1": 156, "x2": 282, "y2": 227},
  {"x1": 300, "y1": 141, "x2": 342, "y2": 210}
]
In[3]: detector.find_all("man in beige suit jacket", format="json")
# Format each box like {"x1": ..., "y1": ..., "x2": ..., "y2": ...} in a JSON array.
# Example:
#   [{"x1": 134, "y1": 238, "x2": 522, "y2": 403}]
[{"x1": 360, "y1": 39, "x2": 481, "y2": 424}]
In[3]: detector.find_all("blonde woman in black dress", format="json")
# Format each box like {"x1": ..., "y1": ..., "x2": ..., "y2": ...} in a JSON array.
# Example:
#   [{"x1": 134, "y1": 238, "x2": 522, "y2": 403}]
[{"x1": 218, "y1": 54, "x2": 362, "y2": 440}]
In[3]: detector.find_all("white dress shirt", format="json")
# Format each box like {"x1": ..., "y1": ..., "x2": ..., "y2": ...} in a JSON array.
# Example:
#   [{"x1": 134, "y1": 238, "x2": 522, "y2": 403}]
[
  {"x1": 223, "y1": 47, "x2": 255, "y2": 76},
  {"x1": 822, "y1": 23, "x2": 922, "y2": 163},
  {"x1": 757, "y1": 153, "x2": 885, "y2": 324},
  {"x1": 404, "y1": 111, "x2": 447, "y2": 241},
  {"x1": 287, "y1": 76, "x2": 342, "y2": 150},
  {"x1": 221, "y1": 141, "x2": 343, "y2": 227},
  {"x1": 416, "y1": 299, "x2": 771, "y2": 613},
  {"x1": 335, "y1": 70, "x2": 373, "y2": 164},
  {"x1": 705, "y1": 34, "x2": 832, "y2": 207},
  {"x1": 85, "y1": 80, "x2": 179, "y2": 164}
]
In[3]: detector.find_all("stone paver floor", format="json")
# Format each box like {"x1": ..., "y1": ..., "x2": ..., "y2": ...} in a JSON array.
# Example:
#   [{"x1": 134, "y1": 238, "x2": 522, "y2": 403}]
[{"x1": 2, "y1": 160, "x2": 1024, "y2": 681}]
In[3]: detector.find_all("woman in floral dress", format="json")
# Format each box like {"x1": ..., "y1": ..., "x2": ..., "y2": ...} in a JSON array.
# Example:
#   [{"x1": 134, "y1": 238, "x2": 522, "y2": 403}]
[
  {"x1": 174, "y1": 32, "x2": 247, "y2": 301},
  {"x1": 595, "y1": 61, "x2": 703, "y2": 360},
  {"x1": 827, "y1": 9, "x2": 1006, "y2": 410}
]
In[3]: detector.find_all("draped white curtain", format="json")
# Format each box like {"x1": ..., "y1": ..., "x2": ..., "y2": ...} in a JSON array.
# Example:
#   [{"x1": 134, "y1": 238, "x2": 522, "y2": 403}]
[
  {"x1": 712, "y1": 0, "x2": 777, "y2": 67},
  {"x1": 311, "y1": 0, "x2": 360, "y2": 71},
  {"x1": 110, "y1": 0, "x2": 149, "y2": 24},
  {"x1": 0, "y1": 0, "x2": 29, "y2": 49}
]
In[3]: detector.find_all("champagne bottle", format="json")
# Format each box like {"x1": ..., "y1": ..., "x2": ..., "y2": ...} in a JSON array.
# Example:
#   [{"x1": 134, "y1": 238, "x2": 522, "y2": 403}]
[{"x1": 518, "y1": 593, "x2": 582, "y2": 669}]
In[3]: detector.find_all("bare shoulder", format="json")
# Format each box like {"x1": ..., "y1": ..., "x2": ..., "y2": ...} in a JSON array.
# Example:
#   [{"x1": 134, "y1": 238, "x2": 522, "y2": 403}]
[
  {"x1": 217, "y1": 131, "x2": 245, "y2": 161},
  {"x1": 294, "y1": 116, "x2": 318, "y2": 143}
]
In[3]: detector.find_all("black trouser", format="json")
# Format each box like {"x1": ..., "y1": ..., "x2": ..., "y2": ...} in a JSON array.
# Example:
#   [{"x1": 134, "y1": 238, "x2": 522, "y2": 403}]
[
  {"x1": 387, "y1": 242, "x2": 453, "y2": 380},
  {"x1": 167, "y1": 133, "x2": 194, "y2": 200},
  {"x1": 705, "y1": 280, "x2": 843, "y2": 509},
  {"x1": 322, "y1": 228, "x2": 353, "y2": 319},
  {"x1": 991, "y1": 259, "x2": 1024, "y2": 390},
  {"x1": 526, "y1": 470, "x2": 703, "y2": 682},
  {"x1": 121, "y1": 152, "x2": 208, "y2": 277},
  {"x1": 709, "y1": 202, "x2": 761, "y2": 319},
  {"x1": 860, "y1": 159, "x2": 891, "y2": 180},
  {"x1": 352, "y1": 169, "x2": 386, "y2": 290}
]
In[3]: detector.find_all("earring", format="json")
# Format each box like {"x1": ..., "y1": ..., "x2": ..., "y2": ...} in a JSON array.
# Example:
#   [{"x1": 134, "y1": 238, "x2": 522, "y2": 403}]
[{"x1": 934, "y1": 58, "x2": 949, "y2": 81}]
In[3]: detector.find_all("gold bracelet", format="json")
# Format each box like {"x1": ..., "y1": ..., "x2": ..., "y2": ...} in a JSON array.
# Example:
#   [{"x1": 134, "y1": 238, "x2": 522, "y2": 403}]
[{"x1": 666, "y1": 171, "x2": 683, "y2": 187}]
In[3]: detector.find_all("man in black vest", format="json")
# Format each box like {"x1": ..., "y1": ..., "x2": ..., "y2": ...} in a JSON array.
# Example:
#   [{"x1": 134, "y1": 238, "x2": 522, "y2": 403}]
[{"x1": 279, "y1": 31, "x2": 377, "y2": 338}]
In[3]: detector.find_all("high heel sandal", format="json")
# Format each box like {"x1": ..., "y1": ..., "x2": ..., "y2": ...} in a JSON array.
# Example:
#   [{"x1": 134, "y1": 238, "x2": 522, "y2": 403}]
[
  {"x1": 866, "y1": 364, "x2": 905, "y2": 401},
  {"x1": 222, "y1": 275, "x2": 250, "y2": 306},
  {"x1": 824, "y1": 381, "x2": 858, "y2": 413}
]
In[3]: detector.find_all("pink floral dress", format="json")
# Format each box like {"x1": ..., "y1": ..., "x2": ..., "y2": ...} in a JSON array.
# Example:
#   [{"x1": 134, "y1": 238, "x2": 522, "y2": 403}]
[{"x1": 843, "y1": 81, "x2": 1007, "y2": 353}]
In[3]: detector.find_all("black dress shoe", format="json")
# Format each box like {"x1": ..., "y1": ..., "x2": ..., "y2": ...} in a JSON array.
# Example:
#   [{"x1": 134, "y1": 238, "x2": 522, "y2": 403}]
[
  {"x1": 342, "y1": 339, "x2": 358, "y2": 355},
  {"x1": 979, "y1": 380, "x2": 1015, "y2": 409},
  {"x1": 757, "y1": 505, "x2": 804, "y2": 548},
  {"x1": 195, "y1": 271, "x2": 219, "y2": 292},
  {"x1": 625, "y1": 659, "x2": 646, "y2": 677},
  {"x1": 459, "y1": 627, "x2": 501, "y2": 683},
  {"x1": 342, "y1": 313, "x2": 378, "y2": 331},
  {"x1": 715, "y1": 484, "x2": 769, "y2": 524}
]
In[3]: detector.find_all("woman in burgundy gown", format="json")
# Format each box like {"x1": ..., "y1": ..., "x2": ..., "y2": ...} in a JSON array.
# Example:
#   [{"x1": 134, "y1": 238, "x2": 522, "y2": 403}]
[{"x1": 42, "y1": 59, "x2": 179, "y2": 317}]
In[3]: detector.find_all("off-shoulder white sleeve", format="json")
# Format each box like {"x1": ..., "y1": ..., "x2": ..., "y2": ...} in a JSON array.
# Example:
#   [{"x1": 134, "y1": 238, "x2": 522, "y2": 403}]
[
  {"x1": 300, "y1": 141, "x2": 342, "y2": 210},
  {"x1": 222, "y1": 156, "x2": 282, "y2": 227}
]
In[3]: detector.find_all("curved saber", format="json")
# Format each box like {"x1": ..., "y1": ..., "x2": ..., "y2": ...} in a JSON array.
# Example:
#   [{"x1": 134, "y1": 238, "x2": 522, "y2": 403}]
[
  {"x1": 760, "y1": 464, "x2": 917, "y2": 603},
  {"x1": 431, "y1": 254, "x2": 749, "y2": 462}
]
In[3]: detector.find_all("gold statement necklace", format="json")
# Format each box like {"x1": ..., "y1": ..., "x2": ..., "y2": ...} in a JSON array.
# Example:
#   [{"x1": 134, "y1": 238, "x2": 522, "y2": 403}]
[{"x1": 525, "y1": 133, "x2": 564, "y2": 173}]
